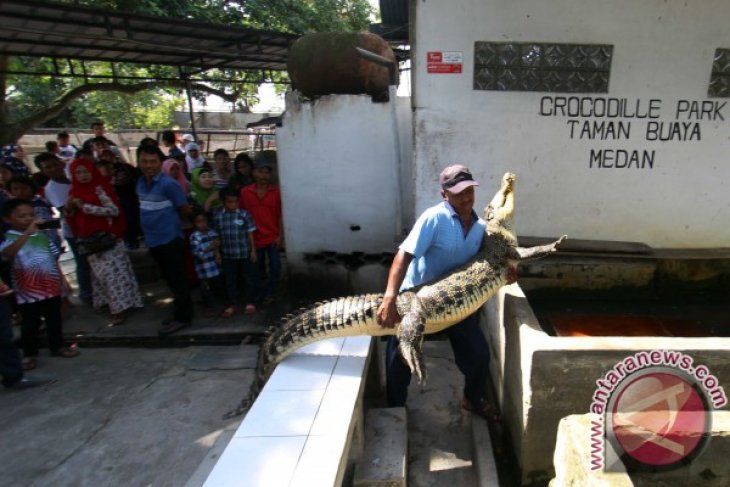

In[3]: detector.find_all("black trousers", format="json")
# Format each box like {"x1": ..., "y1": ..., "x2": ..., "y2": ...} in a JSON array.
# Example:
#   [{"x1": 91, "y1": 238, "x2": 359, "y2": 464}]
[
  {"x1": 19, "y1": 296, "x2": 64, "y2": 357},
  {"x1": 0, "y1": 296, "x2": 23, "y2": 386},
  {"x1": 222, "y1": 257, "x2": 258, "y2": 307},
  {"x1": 149, "y1": 238, "x2": 193, "y2": 323},
  {"x1": 200, "y1": 275, "x2": 224, "y2": 309},
  {"x1": 385, "y1": 312, "x2": 490, "y2": 407}
]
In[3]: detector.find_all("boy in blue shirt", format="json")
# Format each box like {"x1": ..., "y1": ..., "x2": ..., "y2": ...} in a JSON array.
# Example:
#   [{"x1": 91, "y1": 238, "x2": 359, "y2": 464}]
[
  {"x1": 189, "y1": 211, "x2": 223, "y2": 318},
  {"x1": 213, "y1": 187, "x2": 257, "y2": 318}
]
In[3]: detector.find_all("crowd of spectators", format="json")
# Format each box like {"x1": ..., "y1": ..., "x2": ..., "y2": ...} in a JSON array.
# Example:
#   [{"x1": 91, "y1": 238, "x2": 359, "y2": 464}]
[{"x1": 0, "y1": 123, "x2": 282, "y2": 389}]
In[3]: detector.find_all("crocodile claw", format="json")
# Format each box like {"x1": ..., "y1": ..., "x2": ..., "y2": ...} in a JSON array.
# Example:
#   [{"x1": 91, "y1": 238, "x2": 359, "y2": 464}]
[
  {"x1": 399, "y1": 340, "x2": 428, "y2": 384},
  {"x1": 552, "y1": 235, "x2": 568, "y2": 251}
]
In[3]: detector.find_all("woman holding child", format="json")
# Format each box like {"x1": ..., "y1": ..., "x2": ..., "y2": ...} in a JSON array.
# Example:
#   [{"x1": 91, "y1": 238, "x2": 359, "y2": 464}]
[{"x1": 65, "y1": 158, "x2": 143, "y2": 325}]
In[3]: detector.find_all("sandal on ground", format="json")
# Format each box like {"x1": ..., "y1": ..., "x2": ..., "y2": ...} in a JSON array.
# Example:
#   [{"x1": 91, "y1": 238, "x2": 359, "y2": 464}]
[
  {"x1": 157, "y1": 320, "x2": 190, "y2": 336},
  {"x1": 109, "y1": 314, "x2": 125, "y2": 326},
  {"x1": 22, "y1": 357, "x2": 37, "y2": 371},
  {"x1": 221, "y1": 306, "x2": 237, "y2": 318},
  {"x1": 243, "y1": 304, "x2": 256, "y2": 315},
  {"x1": 51, "y1": 347, "x2": 80, "y2": 358},
  {"x1": 462, "y1": 396, "x2": 501, "y2": 423}
]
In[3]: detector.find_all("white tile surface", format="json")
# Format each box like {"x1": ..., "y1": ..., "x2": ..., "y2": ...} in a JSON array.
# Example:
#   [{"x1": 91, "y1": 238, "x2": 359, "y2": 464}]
[
  {"x1": 293, "y1": 337, "x2": 345, "y2": 356},
  {"x1": 235, "y1": 389, "x2": 324, "y2": 437},
  {"x1": 263, "y1": 355, "x2": 338, "y2": 391},
  {"x1": 309, "y1": 387, "x2": 360, "y2": 437},
  {"x1": 328, "y1": 356, "x2": 368, "y2": 392},
  {"x1": 209, "y1": 334, "x2": 374, "y2": 486},
  {"x1": 203, "y1": 436, "x2": 306, "y2": 487},
  {"x1": 289, "y1": 435, "x2": 349, "y2": 487},
  {"x1": 340, "y1": 336, "x2": 372, "y2": 357}
]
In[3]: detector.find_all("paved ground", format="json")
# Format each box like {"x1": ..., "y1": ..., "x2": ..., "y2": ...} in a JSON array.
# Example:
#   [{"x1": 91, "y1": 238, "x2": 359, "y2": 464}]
[
  {"x1": 0, "y1": 251, "x2": 500, "y2": 487},
  {"x1": 404, "y1": 341, "x2": 478, "y2": 486},
  {"x1": 2, "y1": 346, "x2": 256, "y2": 487},
  {"x1": 2, "y1": 341, "x2": 483, "y2": 487}
]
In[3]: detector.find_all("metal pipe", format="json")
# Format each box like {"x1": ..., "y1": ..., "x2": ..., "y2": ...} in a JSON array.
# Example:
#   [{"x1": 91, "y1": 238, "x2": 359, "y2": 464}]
[
  {"x1": 0, "y1": 69, "x2": 286, "y2": 84},
  {"x1": 355, "y1": 47, "x2": 404, "y2": 241},
  {"x1": 184, "y1": 77, "x2": 198, "y2": 142},
  {"x1": 355, "y1": 47, "x2": 398, "y2": 85}
]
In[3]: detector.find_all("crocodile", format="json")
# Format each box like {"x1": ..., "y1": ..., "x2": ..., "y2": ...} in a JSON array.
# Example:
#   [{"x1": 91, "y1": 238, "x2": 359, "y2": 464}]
[{"x1": 224, "y1": 172, "x2": 566, "y2": 418}]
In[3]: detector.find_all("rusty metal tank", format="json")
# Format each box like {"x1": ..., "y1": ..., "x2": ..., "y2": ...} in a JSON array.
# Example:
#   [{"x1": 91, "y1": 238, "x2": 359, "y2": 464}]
[{"x1": 287, "y1": 32, "x2": 398, "y2": 102}]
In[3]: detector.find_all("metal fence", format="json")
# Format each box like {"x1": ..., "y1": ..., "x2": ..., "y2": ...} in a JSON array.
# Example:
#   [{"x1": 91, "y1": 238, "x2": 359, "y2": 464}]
[{"x1": 19, "y1": 128, "x2": 276, "y2": 166}]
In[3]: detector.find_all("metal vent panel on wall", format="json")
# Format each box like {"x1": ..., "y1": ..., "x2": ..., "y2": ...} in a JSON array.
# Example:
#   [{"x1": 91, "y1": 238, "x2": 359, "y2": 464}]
[
  {"x1": 709, "y1": 48, "x2": 730, "y2": 97},
  {"x1": 474, "y1": 42, "x2": 612, "y2": 93}
]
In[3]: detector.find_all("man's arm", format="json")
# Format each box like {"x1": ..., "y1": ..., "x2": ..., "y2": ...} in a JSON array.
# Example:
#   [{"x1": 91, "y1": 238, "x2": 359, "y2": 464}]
[
  {"x1": 247, "y1": 231, "x2": 257, "y2": 263},
  {"x1": 177, "y1": 204, "x2": 192, "y2": 220},
  {"x1": 376, "y1": 249, "x2": 414, "y2": 328},
  {"x1": 164, "y1": 179, "x2": 192, "y2": 220}
]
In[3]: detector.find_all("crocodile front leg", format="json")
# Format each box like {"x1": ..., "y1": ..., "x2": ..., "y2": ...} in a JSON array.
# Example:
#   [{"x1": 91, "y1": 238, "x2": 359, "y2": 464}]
[
  {"x1": 397, "y1": 298, "x2": 428, "y2": 383},
  {"x1": 510, "y1": 235, "x2": 567, "y2": 262}
]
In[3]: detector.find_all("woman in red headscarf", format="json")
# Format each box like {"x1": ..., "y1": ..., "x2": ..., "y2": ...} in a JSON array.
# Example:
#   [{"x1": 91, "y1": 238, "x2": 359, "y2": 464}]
[{"x1": 64, "y1": 158, "x2": 143, "y2": 325}]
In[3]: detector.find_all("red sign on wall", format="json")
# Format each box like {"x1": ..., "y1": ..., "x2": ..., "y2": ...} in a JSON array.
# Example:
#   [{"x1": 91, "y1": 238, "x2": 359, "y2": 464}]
[{"x1": 427, "y1": 51, "x2": 464, "y2": 74}]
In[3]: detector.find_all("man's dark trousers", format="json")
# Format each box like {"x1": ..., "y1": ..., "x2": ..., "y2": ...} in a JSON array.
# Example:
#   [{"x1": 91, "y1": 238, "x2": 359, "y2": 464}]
[
  {"x1": 0, "y1": 296, "x2": 23, "y2": 387},
  {"x1": 149, "y1": 238, "x2": 193, "y2": 323},
  {"x1": 385, "y1": 312, "x2": 489, "y2": 407}
]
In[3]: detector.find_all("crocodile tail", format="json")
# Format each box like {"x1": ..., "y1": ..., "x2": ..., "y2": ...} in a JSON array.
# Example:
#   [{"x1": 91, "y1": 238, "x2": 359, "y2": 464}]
[
  {"x1": 224, "y1": 294, "x2": 386, "y2": 418},
  {"x1": 222, "y1": 325, "x2": 279, "y2": 419},
  {"x1": 264, "y1": 293, "x2": 385, "y2": 365}
]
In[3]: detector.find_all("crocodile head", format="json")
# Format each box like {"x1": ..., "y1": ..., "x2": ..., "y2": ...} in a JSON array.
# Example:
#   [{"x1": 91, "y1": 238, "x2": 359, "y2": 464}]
[{"x1": 484, "y1": 172, "x2": 517, "y2": 245}]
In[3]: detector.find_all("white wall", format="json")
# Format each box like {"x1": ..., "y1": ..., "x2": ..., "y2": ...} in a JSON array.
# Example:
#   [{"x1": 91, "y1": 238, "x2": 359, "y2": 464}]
[
  {"x1": 412, "y1": 0, "x2": 730, "y2": 248},
  {"x1": 277, "y1": 93, "x2": 413, "y2": 267}
]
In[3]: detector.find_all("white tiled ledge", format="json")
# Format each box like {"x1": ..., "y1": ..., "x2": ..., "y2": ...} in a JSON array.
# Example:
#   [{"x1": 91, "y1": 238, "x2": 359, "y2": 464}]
[{"x1": 203, "y1": 336, "x2": 373, "y2": 487}]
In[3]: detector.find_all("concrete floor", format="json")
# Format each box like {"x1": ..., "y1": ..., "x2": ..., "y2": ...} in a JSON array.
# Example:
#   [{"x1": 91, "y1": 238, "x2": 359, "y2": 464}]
[
  {"x1": 404, "y1": 340, "x2": 478, "y2": 486},
  {"x1": 1, "y1": 252, "x2": 499, "y2": 487},
  {"x1": 1, "y1": 346, "x2": 256, "y2": 487},
  {"x1": 0, "y1": 340, "x2": 496, "y2": 487}
]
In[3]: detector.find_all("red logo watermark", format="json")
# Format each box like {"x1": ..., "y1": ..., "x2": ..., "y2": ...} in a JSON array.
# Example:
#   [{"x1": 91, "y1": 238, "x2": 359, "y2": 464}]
[
  {"x1": 608, "y1": 370, "x2": 710, "y2": 468},
  {"x1": 588, "y1": 350, "x2": 726, "y2": 472}
]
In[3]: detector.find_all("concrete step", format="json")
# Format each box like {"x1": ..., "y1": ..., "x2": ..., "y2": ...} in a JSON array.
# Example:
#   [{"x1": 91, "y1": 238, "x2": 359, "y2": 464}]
[
  {"x1": 470, "y1": 415, "x2": 500, "y2": 487},
  {"x1": 353, "y1": 407, "x2": 408, "y2": 487}
]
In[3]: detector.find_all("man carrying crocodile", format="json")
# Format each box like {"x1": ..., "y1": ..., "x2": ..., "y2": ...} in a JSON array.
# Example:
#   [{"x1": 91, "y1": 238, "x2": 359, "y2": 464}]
[
  {"x1": 376, "y1": 164, "x2": 514, "y2": 420},
  {"x1": 224, "y1": 168, "x2": 564, "y2": 419}
]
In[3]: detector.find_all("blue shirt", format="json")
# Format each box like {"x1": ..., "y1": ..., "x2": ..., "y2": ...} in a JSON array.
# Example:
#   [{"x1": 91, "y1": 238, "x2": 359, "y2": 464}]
[
  {"x1": 212, "y1": 208, "x2": 256, "y2": 259},
  {"x1": 189, "y1": 229, "x2": 221, "y2": 279},
  {"x1": 136, "y1": 172, "x2": 188, "y2": 248},
  {"x1": 400, "y1": 201, "x2": 485, "y2": 290}
]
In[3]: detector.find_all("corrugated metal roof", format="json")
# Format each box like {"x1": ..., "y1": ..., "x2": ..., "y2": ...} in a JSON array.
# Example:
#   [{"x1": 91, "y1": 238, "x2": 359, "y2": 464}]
[
  {"x1": 370, "y1": 0, "x2": 408, "y2": 45},
  {"x1": 0, "y1": 0, "x2": 298, "y2": 72},
  {"x1": 379, "y1": 0, "x2": 409, "y2": 26}
]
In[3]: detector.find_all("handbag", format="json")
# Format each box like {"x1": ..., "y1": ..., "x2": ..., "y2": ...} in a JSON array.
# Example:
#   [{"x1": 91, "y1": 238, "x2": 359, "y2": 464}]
[{"x1": 76, "y1": 231, "x2": 117, "y2": 256}]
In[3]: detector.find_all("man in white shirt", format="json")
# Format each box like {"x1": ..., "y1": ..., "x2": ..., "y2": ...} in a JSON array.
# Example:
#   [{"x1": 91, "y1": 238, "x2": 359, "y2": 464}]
[{"x1": 56, "y1": 131, "x2": 78, "y2": 166}]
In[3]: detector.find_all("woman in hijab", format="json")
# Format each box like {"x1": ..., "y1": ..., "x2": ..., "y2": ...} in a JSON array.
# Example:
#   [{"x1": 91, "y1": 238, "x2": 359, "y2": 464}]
[
  {"x1": 65, "y1": 158, "x2": 143, "y2": 325},
  {"x1": 188, "y1": 167, "x2": 221, "y2": 212},
  {"x1": 184, "y1": 143, "x2": 208, "y2": 175},
  {"x1": 162, "y1": 158, "x2": 190, "y2": 194}
]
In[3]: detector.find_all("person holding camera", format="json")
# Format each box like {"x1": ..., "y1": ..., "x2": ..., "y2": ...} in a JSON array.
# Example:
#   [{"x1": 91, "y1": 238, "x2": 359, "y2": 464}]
[
  {"x1": 0, "y1": 199, "x2": 79, "y2": 371},
  {"x1": 7, "y1": 175, "x2": 62, "y2": 249},
  {"x1": 65, "y1": 159, "x2": 143, "y2": 326}
]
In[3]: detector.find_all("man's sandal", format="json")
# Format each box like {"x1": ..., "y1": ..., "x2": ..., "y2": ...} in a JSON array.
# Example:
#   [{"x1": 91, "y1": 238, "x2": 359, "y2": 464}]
[
  {"x1": 22, "y1": 357, "x2": 37, "y2": 371},
  {"x1": 51, "y1": 347, "x2": 80, "y2": 358},
  {"x1": 462, "y1": 397, "x2": 501, "y2": 423},
  {"x1": 221, "y1": 306, "x2": 237, "y2": 318}
]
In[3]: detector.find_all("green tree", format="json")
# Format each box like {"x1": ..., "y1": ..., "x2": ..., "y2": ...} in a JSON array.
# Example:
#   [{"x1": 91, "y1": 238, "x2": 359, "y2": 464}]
[{"x1": 0, "y1": 0, "x2": 373, "y2": 144}]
